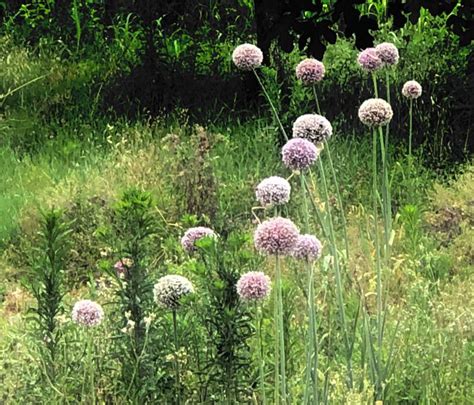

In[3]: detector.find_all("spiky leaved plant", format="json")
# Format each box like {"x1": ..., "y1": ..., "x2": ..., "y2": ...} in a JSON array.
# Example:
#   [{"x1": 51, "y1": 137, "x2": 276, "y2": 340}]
[
  {"x1": 103, "y1": 189, "x2": 158, "y2": 401},
  {"x1": 27, "y1": 208, "x2": 72, "y2": 383},
  {"x1": 191, "y1": 232, "x2": 256, "y2": 403}
]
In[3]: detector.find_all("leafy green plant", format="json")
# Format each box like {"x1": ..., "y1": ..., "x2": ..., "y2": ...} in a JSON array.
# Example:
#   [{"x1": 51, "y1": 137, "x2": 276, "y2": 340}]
[
  {"x1": 192, "y1": 233, "x2": 256, "y2": 402},
  {"x1": 100, "y1": 189, "x2": 159, "y2": 401},
  {"x1": 25, "y1": 208, "x2": 72, "y2": 381}
]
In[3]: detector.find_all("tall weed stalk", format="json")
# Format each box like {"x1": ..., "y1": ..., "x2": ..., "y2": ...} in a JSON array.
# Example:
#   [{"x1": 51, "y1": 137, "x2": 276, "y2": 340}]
[
  {"x1": 27, "y1": 209, "x2": 72, "y2": 384},
  {"x1": 105, "y1": 189, "x2": 158, "y2": 401}
]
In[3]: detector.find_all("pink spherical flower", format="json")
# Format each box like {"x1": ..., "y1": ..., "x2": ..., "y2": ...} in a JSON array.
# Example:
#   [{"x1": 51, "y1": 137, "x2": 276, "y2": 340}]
[
  {"x1": 292, "y1": 114, "x2": 332, "y2": 144},
  {"x1": 296, "y1": 58, "x2": 325, "y2": 86},
  {"x1": 237, "y1": 271, "x2": 271, "y2": 301},
  {"x1": 114, "y1": 258, "x2": 133, "y2": 276},
  {"x1": 153, "y1": 275, "x2": 194, "y2": 309},
  {"x1": 358, "y1": 98, "x2": 393, "y2": 127},
  {"x1": 357, "y1": 48, "x2": 383, "y2": 72},
  {"x1": 256, "y1": 176, "x2": 291, "y2": 207},
  {"x1": 292, "y1": 234, "x2": 322, "y2": 261},
  {"x1": 181, "y1": 227, "x2": 217, "y2": 253},
  {"x1": 402, "y1": 80, "x2": 422, "y2": 99},
  {"x1": 72, "y1": 299, "x2": 104, "y2": 327},
  {"x1": 281, "y1": 138, "x2": 319, "y2": 171},
  {"x1": 375, "y1": 42, "x2": 399, "y2": 66},
  {"x1": 232, "y1": 44, "x2": 263, "y2": 71},
  {"x1": 254, "y1": 217, "x2": 299, "y2": 256}
]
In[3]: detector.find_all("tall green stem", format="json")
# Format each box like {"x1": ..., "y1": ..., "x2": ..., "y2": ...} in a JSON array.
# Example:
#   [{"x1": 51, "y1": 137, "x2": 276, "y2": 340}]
[
  {"x1": 372, "y1": 128, "x2": 383, "y2": 399},
  {"x1": 378, "y1": 126, "x2": 391, "y2": 262},
  {"x1": 312, "y1": 85, "x2": 349, "y2": 260},
  {"x1": 257, "y1": 304, "x2": 266, "y2": 405},
  {"x1": 253, "y1": 69, "x2": 288, "y2": 141},
  {"x1": 408, "y1": 99, "x2": 413, "y2": 159},
  {"x1": 173, "y1": 311, "x2": 181, "y2": 405},
  {"x1": 125, "y1": 327, "x2": 150, "y2": 401},
  {"x1": 306, "y1": 262, "x2": 319, "y2": 404},
  {"x1": 301, "y1": 173, "x2": 319, "y2": 404},
  {"x1": 385, "y1": 70, "x2": 391, "y2": 149},
  {"x1": 383, "y1": 71, "x2": 393, "y2": 261},
  {"x1": 275, "y1": 255, "x2": 287, "y2": 404},
  {"x1": 323, "y1": 143, "x2": 350, "y2": 260},
  {"x1": 310, "y1": 164, "x2": 353, "y2": 388},
  {"x1": 312, "y1": 85, "x2": 321, "y2": 117},
  {"x1": 372, "y1": 73, "x2": 379, "y2": 98},
  {"x1": 82, "y1": 331, "x2": 96, "y2": 404},
  {"x1": 273, "y1": 212, "x2": 281, "y2": 405}
]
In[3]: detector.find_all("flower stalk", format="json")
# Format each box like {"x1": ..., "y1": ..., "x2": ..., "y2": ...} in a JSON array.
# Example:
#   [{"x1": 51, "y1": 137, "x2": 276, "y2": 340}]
[
  {"x1": 173, "y1": 310, "x2": 181, "y2": 405},
  {"x1": 253, "y1": 68, "x2": 289, "y2": 141},
  {"x1": 300, "y1": 173, "x2": 319, "y2": 404}
]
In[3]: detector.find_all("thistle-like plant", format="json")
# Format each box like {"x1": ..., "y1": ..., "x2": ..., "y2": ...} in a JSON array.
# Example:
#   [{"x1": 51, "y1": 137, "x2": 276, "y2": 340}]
[
  {"x1": 101, "y1": 189, "x2": 158, "y2": 400},
  {"x1": 192, "y1": 232, "x2": 256, "y2": 403},
  {"x1": 26, "y1": 208, "x2": 72, "y2": 382}
]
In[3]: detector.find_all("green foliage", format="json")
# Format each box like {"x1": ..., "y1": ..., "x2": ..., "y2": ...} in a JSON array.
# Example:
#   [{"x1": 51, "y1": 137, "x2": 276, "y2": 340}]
[
  {"x1": 0, "y1": 4, "x2": 473, "y2": 403},
  {"x1": 25, "y1": 208, "x2": 72, "y2": 380},
  {"x1": 192, "y1": 233, "x2": 257, "y2": 401},
  {"x1": 103, "y1": 189, "x2": 158, "y2": 400}
]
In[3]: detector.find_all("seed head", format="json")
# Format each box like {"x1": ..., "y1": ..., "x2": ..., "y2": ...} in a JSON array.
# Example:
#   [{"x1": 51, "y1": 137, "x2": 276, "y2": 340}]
[
  {"x1": 358, "y1": 98, "x2": 393, "y2": 127},
  {"x1": 256, "y1": 176, "x2": 291, "y2": 207},
  {"x1": 72, "y1": 300, "x2": 104, "y2": 327},
  {"x1": 292, "y1": 114, "x2": 333, "y2": 144},
  {"x1": 232, "y1": 44, "x2": 263, "y2": 71},
  {"x1": 237, "y1": 271, "x2": 271, "y2": 301},
  {"x1": 254, "y1": 217, "x2": 299, "y2": 256},
  {"x1": 296, "y1": 58, "x2": 325, "y2": 85},
  {"x1": 153, "y1": 275, "x2": 194, "y2": 310}
]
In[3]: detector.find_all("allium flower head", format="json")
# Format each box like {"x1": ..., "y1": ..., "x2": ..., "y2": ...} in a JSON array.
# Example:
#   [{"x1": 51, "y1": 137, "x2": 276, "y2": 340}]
[
  {"x1": 296, "y1": 58, "x2": 325, "y2": 85},
  {"x1": 72, "y1": 300, "x2": 104, "y2": 327},
  {"x1": 153, "y1": 275, "x2": 194, "y2": 310},
  {"x1": 254, "y1": 217, "x2": 299, "y2": 256},
  {"x1": 292, "y1": 114, "x2": 333, "y2": 144},
  {"x1": 375, "y1": 42, "x2": 399, "y2": 66},
  {"x1": 358, "y1": 98, "x2": 393, "y2": 127},
  {"x1": 181, "y1": 227, "x2": 217, "y2": 253},
  {"x1": 402, "y1": 80, "x2": 422, "y2": 99},
  {"x1": 232, "y1": 44, "x2": 263, "y2": 71},
  {"x1": 282, "y1": 138, "x2": 319, "y2": 171},
  {"x1": 256, "y1": 176, "x2": 291, "y2": 207},
  {"x1": 357, "y1": 48, "x2": 383, "y2": 72},
  {"x1": 292, "y1": 234, "x2": 322, "y2": 261},
  {"x1": 237, "y1": 271, "x2": 271, "y2": 301}
]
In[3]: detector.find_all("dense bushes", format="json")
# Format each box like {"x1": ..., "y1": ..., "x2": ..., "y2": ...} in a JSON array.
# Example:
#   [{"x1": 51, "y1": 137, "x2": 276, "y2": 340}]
[{"x1": 1, "y1": 2, "x2": 472, "y2": 158}]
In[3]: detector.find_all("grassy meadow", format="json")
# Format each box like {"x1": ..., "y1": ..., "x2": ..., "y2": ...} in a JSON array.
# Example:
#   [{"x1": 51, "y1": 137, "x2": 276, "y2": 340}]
[{"x1": 1, "y1": 3, "x2": 473, "y2": 404}]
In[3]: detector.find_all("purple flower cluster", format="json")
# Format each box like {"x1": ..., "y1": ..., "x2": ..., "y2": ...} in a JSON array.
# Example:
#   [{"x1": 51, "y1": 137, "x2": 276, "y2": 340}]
[
  {"x1": 292, "y1": 234, "x2": 322, "y2": 262},
  {"x1": 281, "y1": 138, "x2": 319, "y2": 171},
  {"x1": 256, "y1": 176, "x2": 291, "y2": 207},
  {"x1": 72, "y1": 300, "x2": 104, "y2": 327},
  {"x1": 254, "y1": 217, "x2": 299, "y2": 256},
  {"x1": 375, "y1": 42, "x2": 399, "y2": 66},
  {"x1": 402, "y1": 80, "x2": 422, "y2": 99},
  {"x1": 153, "y1": 275, "x2": 194, "y2": 309},
  {"x1": 292, "y1": 114, "x2": 333, "y2": 145},
  {"x1": 237, "y1": 271, "x2": 271, "y2": 301},
  {"x1": 296, "y1": 58, "x2": 325, "y2": 86},
  {"x1": 181, "y1": 227, "x2": 217, "y2": 253},
  {"x1": 358, "y1": 98, "x2": 393, "y2": 127},
  {"x1": 232, "y1": 44, "x2": 263, "y2": 71},
  {"x1": 357, "y1": 48, "x2": 382, "y2": 72},
  {"x1": 114, "y1": 258, "x2": 133, "y2": 277}
]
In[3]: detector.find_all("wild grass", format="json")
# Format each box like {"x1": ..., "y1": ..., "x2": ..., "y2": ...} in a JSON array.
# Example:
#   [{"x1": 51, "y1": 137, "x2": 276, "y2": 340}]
[{"x1": 1, "y1": 31, "x2": 473, "y2": 404}]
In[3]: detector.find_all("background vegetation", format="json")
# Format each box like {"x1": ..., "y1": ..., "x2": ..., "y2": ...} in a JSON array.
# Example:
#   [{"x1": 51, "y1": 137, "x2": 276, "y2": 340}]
[{"x1": 0, "y1": 0, "x2": 473, "y2": 404}]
